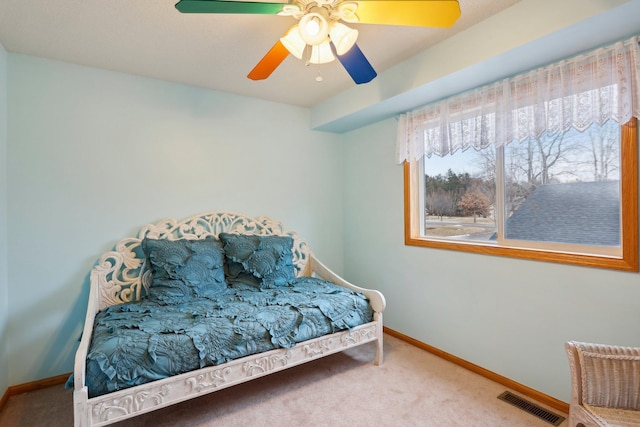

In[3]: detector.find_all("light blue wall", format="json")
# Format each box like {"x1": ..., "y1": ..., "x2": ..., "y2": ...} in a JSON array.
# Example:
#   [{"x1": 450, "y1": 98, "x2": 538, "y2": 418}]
[
  {"x1": 341, "y1": 117, "x2": 640, "y2": 402},
  {"x1": 336, "y1": 2, "x2": 640, "y2": 403},
  {"x1": 3, "y1": 0, "x2": 640, "y2": 405},
  {"x1": 0, "y1": 42, "x2": 8, "y2": 396},
  {"x1": 6, "y1": 54, "x2": 344, "y2": 385}
]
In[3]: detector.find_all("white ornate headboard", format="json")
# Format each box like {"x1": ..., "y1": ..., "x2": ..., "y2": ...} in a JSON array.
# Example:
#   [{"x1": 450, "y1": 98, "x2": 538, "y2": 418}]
[{"x1": 90, "y1": 211, "x2": 311, "y2": 310}]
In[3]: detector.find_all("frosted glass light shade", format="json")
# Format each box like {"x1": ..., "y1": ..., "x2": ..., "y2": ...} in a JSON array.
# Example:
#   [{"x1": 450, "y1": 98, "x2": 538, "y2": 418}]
[
  {"x1": 280, "y1": 25, "x2": 306, "y2": 59},
  {"x1": 308, "y1": 41, "x2": 335, "y2": 64},
  {"x1": 330, "y1": 22, "x2": 358, "y2": 55},
  {"x1": 299, "y1": 13, "x2": 330, "y2": 45}
]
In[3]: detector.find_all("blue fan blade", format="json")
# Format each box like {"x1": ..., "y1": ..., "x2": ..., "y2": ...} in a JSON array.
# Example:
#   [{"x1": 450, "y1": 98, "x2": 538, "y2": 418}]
[{"x1": 331, "y1": 42, "x2": 377, "y2": 84}]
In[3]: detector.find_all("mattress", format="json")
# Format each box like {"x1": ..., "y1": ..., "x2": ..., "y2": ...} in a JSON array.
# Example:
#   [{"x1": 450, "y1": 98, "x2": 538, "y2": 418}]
[{"x1": 82, "y1": 277, "x2": 373, "y2": 397}]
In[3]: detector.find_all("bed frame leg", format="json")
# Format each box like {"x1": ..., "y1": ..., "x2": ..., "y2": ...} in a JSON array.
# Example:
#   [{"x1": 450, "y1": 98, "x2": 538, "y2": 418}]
[
  {"x1": 374, "y1": 312, "x2": 384, "y2": 365},
  {"x1": 74, "y1": 388, "x2": 89, "y2": 427}
]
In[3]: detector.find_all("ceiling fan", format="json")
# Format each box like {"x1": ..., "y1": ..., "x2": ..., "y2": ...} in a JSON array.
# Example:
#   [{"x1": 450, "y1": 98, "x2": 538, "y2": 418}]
[{"x1": 175, "y1": 0, "x2": 461, "y2": 84}]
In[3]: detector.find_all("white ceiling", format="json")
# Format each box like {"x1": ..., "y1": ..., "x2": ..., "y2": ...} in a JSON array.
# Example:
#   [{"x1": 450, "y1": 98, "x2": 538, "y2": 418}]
[{"x1": 0, "y1": 0, "x2": 522, "y2": 107}]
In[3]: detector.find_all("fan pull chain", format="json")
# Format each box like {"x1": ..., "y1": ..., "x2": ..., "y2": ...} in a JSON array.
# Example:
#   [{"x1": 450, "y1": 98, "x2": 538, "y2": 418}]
[
  {"x1": 304, "y1": 44, "x2": 312, "y2": 66},
  {"x1": 302, "y1": 44, "x2": 323, "y2": 82}
]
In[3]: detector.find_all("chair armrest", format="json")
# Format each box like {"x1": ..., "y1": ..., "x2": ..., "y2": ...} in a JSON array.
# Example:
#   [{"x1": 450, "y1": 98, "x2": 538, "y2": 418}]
[
  {"x1": 308, "y1": 255, "x2": 386, "y2": 313},
  {"x1": 73, "y1": 280, "x2": 101, "y2": 392},
  {"x1": 566, "y1": 341, "x2": 584, "y2": 408},
  {"x1": 567, "y1": 341, "x2": 640, "y2": 410}
]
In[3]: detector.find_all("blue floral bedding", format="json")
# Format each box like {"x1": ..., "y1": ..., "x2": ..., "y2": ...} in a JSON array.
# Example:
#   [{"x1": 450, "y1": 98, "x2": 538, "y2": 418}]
[{"x1": 83, "y1": 277, "x2": 373, "y2": 397}]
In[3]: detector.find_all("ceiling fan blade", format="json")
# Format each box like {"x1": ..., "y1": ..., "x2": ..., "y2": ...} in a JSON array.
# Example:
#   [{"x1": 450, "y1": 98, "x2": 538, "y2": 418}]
[
  {"x1": 332, "y1": 42, "x2": 377, "y2": 85},
  {"x1": 175, "y1": 0, "x2": 290, "y2": 14},
  {"x1": 350, "y1": 0, "x2": 460, "y2": 27},
  {"x1": 247, "y1": 40, "x2": 290, "y2": 80}
]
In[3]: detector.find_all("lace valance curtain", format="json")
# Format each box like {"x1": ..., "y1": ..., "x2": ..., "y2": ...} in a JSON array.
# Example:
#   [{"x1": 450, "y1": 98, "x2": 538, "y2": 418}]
[{"x1": 396, "y1": 35, "x2": 640, "y2": 163}]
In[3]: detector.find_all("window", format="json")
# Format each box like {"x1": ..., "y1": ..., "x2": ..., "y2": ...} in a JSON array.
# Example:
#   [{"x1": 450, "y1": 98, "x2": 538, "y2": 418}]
[
  {"x1": 399, "y1": 35, "x2": 639, "y2": 271},
  {"x1": 404, "y1": 118, "x2": 638, "y2": 271}
]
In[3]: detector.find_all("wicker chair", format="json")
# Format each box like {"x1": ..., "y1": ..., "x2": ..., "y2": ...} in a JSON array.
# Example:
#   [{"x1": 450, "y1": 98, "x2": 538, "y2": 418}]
[{"x1": 565, "y1": 341, "x2": 640, "y2": 426}]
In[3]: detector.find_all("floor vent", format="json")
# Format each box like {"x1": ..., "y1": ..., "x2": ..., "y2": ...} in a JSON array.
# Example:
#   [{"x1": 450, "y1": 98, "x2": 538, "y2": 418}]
[{"x1": 497, "y1": 391, "x2": 565, "y2": 426}]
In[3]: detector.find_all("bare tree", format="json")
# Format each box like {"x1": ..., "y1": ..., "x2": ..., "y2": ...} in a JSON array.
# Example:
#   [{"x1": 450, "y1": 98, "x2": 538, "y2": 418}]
[
  {"x1": 536, "y1": 131, "x2": 567, "y2": 184},
  {"x1": 587, "y1": 123, "x2": 619, "y2": 181},
  {"x1": 503, "y1": 131, "x2": 576, "y2": 186},
  {"x1": 503, "y1": 140, "x2": 539, "y2": 185},
  {"x1": 473, "y1": 147, "x2": 497, "y2": 217},
  {"x1": 426, "y1": 189, "x2": 455, "y2": 221},
  {"x1": 478, "y1": 131, "x2": 577, "y2": 217}
]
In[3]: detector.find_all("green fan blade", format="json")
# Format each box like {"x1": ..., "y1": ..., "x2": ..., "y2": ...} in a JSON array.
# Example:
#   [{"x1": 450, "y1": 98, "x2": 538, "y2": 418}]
[{"x1": 175, "y1": 0, "x2": 290, "y2": 14}]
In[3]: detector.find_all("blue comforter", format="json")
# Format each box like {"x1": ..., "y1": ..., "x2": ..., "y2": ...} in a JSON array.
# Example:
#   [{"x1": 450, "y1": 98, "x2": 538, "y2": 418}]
[{"x1": 82, "y1": 277, "x2": 373, "y2": 397}]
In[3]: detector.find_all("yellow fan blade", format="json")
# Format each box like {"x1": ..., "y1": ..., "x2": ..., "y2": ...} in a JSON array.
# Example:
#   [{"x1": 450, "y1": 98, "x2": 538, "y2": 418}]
[
  {"x1": 247, "y1": 40, "x2": 290, "y2": 80},
  {"x1": 351, "y1": 0, "x2": 461, "y2": 27}
]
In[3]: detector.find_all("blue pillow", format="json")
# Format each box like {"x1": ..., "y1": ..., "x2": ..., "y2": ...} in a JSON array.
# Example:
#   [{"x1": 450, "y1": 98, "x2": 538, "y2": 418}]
[
  {"x1": 141, "y1": 237, "x2": 228, "y2": 304},
  {"x1": 218, "y1": 233, "x2": 296, "y2": 288}
]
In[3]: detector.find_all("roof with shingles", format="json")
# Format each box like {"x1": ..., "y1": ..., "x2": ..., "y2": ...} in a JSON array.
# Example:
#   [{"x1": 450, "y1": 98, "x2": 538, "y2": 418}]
[{"x1": 505, "y1": 181, "x2": 620, "y2": 246}]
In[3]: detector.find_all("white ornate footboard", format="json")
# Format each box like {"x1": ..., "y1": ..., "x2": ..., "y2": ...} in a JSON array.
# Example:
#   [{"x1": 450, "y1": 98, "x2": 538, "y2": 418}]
[{"x1": 72, "y1": 211, "x2": 386, "y2": 427}]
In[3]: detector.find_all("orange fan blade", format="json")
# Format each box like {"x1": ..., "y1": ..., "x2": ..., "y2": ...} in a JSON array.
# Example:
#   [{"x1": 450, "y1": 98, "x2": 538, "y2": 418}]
[
  {"x1": 247, "y1": 40, "x2": 290, "y2": 80},
  {"x1": 351, "y1": 0, "x2": 461, "y2": 28}
]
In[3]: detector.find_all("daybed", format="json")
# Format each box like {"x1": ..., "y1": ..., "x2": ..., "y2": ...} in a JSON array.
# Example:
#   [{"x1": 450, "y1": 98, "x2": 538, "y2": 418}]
[{"x1": 71, "y1": 211, "x2": 386, "y2": 427}]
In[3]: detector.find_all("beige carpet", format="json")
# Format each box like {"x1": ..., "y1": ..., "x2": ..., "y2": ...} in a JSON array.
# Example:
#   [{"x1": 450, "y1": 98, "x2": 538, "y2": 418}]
[{"x1": 0, "y1": 334, "x2": 567, "y2": 426}]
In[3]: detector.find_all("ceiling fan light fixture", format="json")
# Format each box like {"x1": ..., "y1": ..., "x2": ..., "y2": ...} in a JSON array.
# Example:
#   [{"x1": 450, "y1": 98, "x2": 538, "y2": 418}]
[
  {"x1": 329, "y1": 22, "x2": 358, "y2": 55},
  {"x1": 178, "y1": 0, "x2": 463, "y2": 85},
  {"x1": 280, "y1": 25, "x2": 306, "y2": 59},
  {"x1": 308, "y1": 40, "x2": 335, "y2": 64}
]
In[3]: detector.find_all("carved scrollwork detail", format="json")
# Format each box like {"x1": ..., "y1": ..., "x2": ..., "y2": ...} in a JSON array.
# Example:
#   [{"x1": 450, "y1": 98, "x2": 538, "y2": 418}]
[
  {"x1": 303, "y1": 338, "x2": 334, "y2": 358},
  {"x1": 340, "y1": 327, "x2": 375, "y2": 346},
  {"x1": 243, "y1": 352, "x2": 292, "y2": 376},
  {"x1": 185, "y1": 367, "x2": 232, "y2": 393},
  {"x1": 92, "y1": 385, "x2": 170, "y2": 421},
  {"x1": 92, "y1": 239, "x2": 146, "y2": 310},
  {"x1": 92, "y1": 212, "x2": 311, "y2": 309}
]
